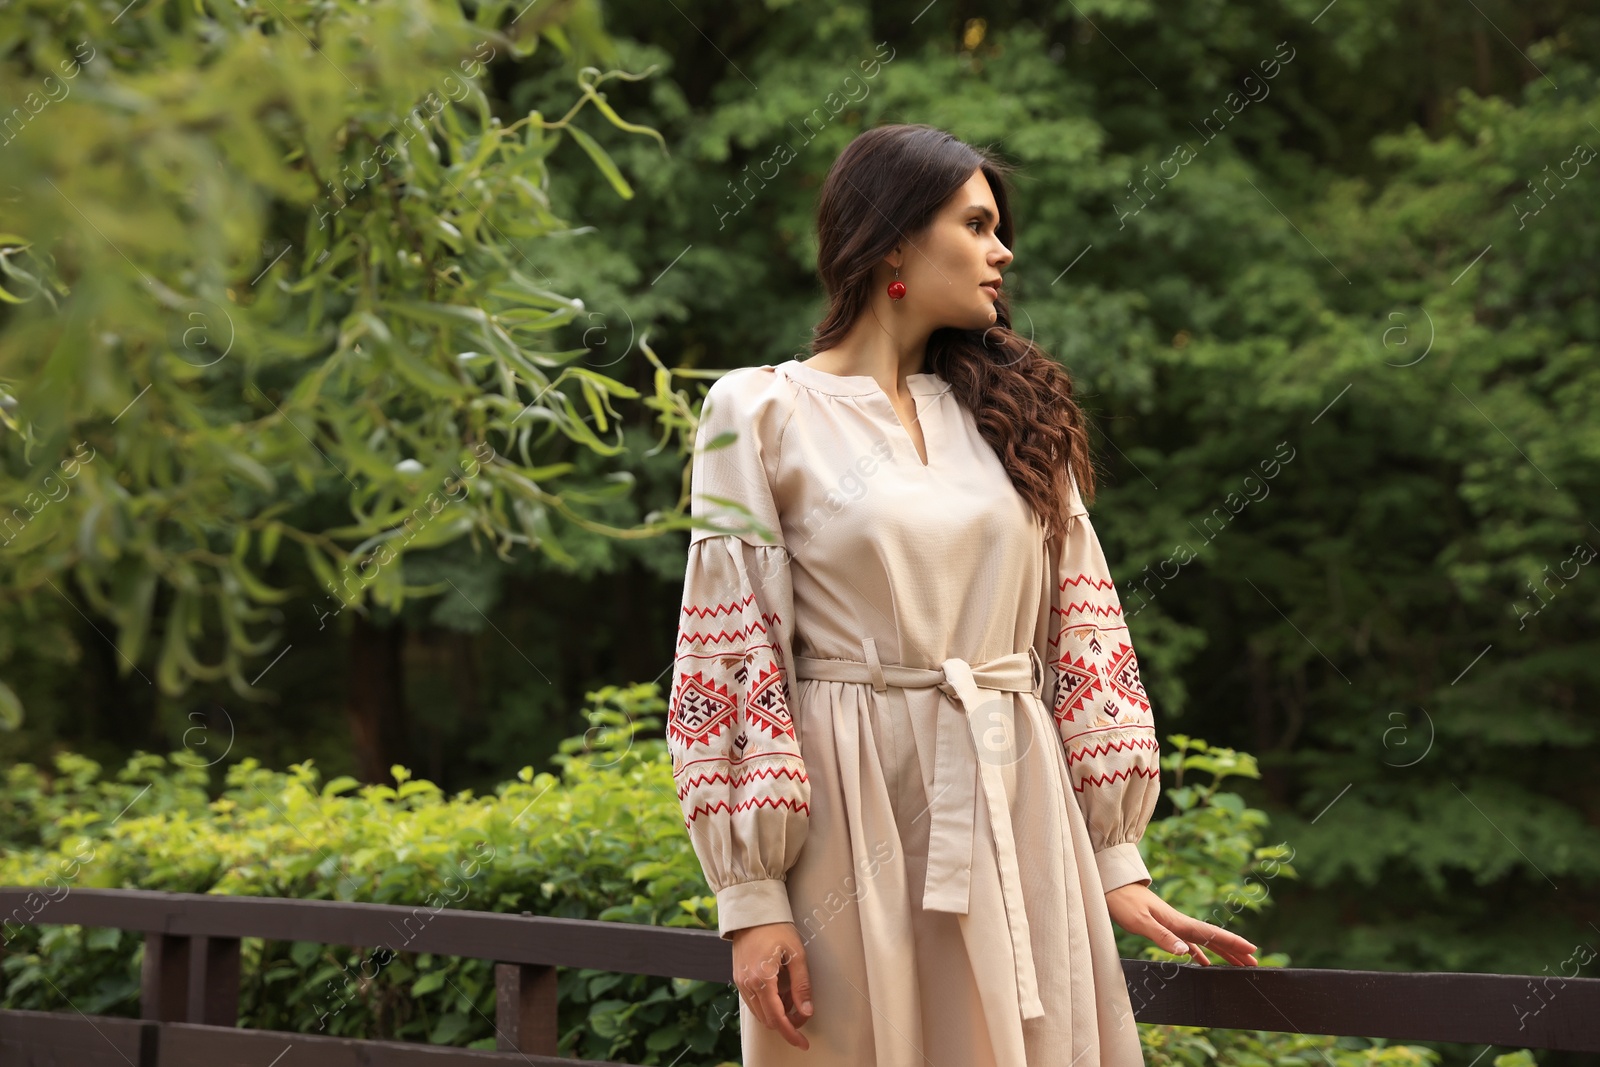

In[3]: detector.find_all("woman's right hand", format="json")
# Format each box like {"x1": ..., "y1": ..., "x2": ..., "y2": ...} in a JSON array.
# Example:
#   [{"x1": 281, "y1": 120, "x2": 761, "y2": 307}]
[{"x1": 731, "y1": 921, "x2": 814, "y2": 1050}]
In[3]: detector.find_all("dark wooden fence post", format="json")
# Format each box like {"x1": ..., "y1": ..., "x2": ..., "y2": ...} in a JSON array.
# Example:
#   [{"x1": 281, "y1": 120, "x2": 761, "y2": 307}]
[
  {"x1": 140, "y1": 932, "x2": 189, "y2": 1022},
  {"x1": 494, "y1": 962, "x2": 559, "y2": 1055},
  {"x1": 186, "y1": 934, "x2": 241, "y2": 1026}
]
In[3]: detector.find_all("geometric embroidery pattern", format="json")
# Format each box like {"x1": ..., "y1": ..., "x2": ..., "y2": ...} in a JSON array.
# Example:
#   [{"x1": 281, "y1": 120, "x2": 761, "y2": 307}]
[
  {"x1": 667, "y1": 541, "x2": 810, "y2": 835},
  {"x1": 1047, "y1": 571, "x2": 1149, "y2": 732},
  {"x1": 1046, "y1": 538, "x2": 1160, "y2": 797},
  {"x1": 667, "y1": 670, "x2": 739, "y2": 751}
]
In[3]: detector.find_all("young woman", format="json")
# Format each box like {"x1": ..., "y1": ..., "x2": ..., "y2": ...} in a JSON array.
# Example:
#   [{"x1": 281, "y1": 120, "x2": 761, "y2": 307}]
[{"x1": 667, "y1": 123, "x2": 1258, "y2": 1066}]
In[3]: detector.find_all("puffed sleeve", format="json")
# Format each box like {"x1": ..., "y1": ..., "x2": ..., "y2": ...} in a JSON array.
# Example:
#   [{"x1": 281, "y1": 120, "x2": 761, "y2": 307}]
[
  {"x1": 1037, "y1": 468, "x2": 1161, "y2": 893},
  {"x1": 667, "y1": 366, "x2": 810, "y2": 940}
]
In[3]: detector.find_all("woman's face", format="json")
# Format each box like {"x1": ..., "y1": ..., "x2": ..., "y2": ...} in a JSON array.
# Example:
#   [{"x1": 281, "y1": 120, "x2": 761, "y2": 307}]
[{"x1": 895, "y1": 168, "x2": 1013, "y2": 331}]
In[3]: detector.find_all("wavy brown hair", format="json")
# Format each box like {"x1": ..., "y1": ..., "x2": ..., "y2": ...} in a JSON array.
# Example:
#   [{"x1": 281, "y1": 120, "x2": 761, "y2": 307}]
[{"x1": 809, "y1": 123, "x2": 1097, "y2": 541}]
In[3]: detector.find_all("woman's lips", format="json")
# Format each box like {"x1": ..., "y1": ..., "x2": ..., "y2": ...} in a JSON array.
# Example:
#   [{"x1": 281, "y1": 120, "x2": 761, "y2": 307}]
[{"x1": 980, "y1": 284, "x2": 999, "y2": 300}]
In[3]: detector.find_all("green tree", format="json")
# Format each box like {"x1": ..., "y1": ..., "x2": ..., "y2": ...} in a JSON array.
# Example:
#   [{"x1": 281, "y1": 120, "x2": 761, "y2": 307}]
[{"x1": 0, "y1": 0, "x2": 696, "y2": 779}]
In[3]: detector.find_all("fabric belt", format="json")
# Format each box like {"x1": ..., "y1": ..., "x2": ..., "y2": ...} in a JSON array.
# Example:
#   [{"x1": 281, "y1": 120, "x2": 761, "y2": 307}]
[{"x1": 792, "y1": 637, "x2": 1047, "y2": 1021}]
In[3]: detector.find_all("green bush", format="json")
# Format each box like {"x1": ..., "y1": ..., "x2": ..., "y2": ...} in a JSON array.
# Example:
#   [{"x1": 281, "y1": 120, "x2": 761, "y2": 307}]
[
  {"x1": 1131, "y1": 736, "x2": 1455, "y2": 1066},
  {"x1": 0, "y1": 694, "x2": 1527, "y2": 1065},
  {"x1": 2, "y1": 683, "x2": 730, "y2": 1062}
]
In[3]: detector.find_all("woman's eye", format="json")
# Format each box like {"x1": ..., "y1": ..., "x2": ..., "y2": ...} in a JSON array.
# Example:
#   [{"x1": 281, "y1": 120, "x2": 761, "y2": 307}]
[{"x1": 968, "y1": 219, "x2": 982, "y2": 232}]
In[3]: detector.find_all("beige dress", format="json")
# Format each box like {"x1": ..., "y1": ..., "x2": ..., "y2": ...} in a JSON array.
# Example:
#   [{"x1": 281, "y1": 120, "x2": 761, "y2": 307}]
[{"x1": 668, "y1": 359, "x2": 1160, "y2": 1066}]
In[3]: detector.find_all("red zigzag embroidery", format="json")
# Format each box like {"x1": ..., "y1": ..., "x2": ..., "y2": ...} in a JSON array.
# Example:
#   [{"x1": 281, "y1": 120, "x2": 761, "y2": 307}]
[
  {"x1": 676, "y1": 763, "x2": 809, "y2": 799},
  {"x1": 677, "y1": 620, "x2": 781, "y2": 647},
  {"x1": 1065, "y1": 735, "x2": 1160, "y2": 765},
  {"x1": 683, "y1": 796, "x2": 811, "y2": 828},
  {"x1": 1059, "y1": 574, "x2": 1115, "y2": 592},
  {"x1": 1072, "y1": 765, "x2": 1161, "y2": 793}
]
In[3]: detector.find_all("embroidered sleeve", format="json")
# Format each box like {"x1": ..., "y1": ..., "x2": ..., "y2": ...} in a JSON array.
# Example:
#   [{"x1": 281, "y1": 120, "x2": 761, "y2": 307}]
[
  {"x1": 667, "y1": 367, "x2": 809, "y2": 939},
  {"x1": 1039, "y1": 471, "x2": 1161, "y2": 893}
]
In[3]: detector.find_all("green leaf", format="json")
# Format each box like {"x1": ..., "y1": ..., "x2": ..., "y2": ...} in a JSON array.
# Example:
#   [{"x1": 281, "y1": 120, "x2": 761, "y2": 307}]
[
  {"x1": 411, "y1": 970, "x2": 447, "y2": 996},
  {"x1": 229, "y1": 557, "x2": 294, "y2": 605},
  {"x1": 0, "y1": 678, "x2": 23, "y2": 730},
  {"x1": 260, "y1": 522, "x2": 283, "y2": 564},
  {"x1": 222, "y1": 450, "x2": 277, "y2": 493},
  {"x1": 113, "y1": 571, "x2": 160, "y2": 668},
  {"x1": 565, "y1": 125, "x2": 633, "y2": 200},
  {"x1": 429, "y1": 1012, "x2": 473, "y2": 1045}
]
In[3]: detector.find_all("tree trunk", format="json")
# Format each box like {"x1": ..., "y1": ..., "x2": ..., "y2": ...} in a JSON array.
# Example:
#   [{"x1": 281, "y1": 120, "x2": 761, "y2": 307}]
[
  {"x1": 79, "y1": 593, "x2": 160, "y2": 754},
  {"x1": 346, "y1": 613, "x2": 409, "y2": 784}
]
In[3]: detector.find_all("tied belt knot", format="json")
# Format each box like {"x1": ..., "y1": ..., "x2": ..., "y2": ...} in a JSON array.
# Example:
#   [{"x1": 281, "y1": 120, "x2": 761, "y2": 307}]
[{"x1": 792, "y1": 637, "x2": 1047, "y2": 1021}]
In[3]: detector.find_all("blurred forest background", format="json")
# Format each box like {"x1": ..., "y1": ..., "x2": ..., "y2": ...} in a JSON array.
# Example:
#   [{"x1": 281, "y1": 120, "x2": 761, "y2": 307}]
[{"x1": 0, "y1": 0, "x2": 1596, "y2": 1063}]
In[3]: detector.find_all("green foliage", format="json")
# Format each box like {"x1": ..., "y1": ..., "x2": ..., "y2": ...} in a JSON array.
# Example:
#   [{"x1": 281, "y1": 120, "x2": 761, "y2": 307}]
[
  {"x1": 0, "y1": 687, "x2": 744, "y2": 1062},
  {"x1": 1, "y1": 924, "x2": 139, "y2": 1018},
  {"x1": 1123, "y1": 737, "x2": 1460, "y2": 1065},
  {"x1": 1129, "y1": 736, "x2": 1296, "y2": 967},
  {"x1": 0, "y1": 750, "x2": 212, "y2": 851},
  {"x1": 1, "y1": 724, "x2": 1503, "y2": 1065},
  {"x1": 1143, "y1": 1028, "x2": 1445, "y2": 1067},
  {"x1": 0, "y1": 0, "x2": 693, "y2": 711},
  {"x1": 1493, "y1": 1053, "x2": 1539, "y2": 1067}
]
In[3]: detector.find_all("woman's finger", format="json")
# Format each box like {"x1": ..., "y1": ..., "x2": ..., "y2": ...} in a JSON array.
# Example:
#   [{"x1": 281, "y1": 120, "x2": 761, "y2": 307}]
[
  {"x1": 745, "y1": 979, "x2": 777, "y2": 1030},
  {"x1": 740, "y1": 946, "x2": 783, "y2": 1031},
  {"x1": 731, "y1": 929, "x2": 813, "y2": 1048},
  {"x1": 1146, "y1": 898, "x2": 1259, "y2": 968},
  {"x1": 1133, "y1": 914, "x2": 1195, "y2": 961},
  {"x1": 1175, "y1": 918, "x2": 1259, "y2": 967},
  {"x1": 750, "y1": 944, "x2": 810, "y2": 1050},
  {"x1": 1137, "y1": 906, "x2": 1208, "y2": 965},
  {"x1": 740, "y1": 978, "x2": 772, "y2": 1032},
  {"x1": 783, "y1": 945, "x2": 815, "y2": 1028},
  {"x1": 759, "y1": 974, "x2": 810, "y2": 1050}
]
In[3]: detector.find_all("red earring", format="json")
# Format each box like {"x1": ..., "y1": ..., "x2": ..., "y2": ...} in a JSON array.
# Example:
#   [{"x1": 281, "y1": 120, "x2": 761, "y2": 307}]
[{"x1": 887, "y1": 266, "x2": 906, "y2": 301}]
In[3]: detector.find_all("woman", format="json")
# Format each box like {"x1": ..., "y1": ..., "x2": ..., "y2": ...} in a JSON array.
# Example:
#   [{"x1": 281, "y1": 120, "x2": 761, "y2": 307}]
[{"x1": 667, "y1": 123, "x2": 1258, "y2": 1066}]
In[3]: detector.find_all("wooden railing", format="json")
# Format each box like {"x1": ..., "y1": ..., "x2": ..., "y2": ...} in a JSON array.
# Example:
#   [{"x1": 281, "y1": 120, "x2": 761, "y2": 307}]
[{"x1": 2, "y1": 887, "x2": 1598, "y2": 1064}]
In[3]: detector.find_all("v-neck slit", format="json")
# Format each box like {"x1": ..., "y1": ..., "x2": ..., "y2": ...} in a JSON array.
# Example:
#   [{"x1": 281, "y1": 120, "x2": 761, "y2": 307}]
[
  {"x1": 778, "y1": 358, "x2": 948, "y2": 470},
  {"x1": 898, "y1": 395, "x2": 931, "y2": 468}
]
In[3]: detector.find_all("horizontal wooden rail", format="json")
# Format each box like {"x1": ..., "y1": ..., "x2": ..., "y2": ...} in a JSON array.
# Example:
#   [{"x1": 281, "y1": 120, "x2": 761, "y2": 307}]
[
  {"x1": 0, "y1": 1010, "x2": 618, "y2": 1067},
  {"x1": 1, "y1": 886, "x2": 730, "y2": 980},
  {"x1": 1124, "y1": 958, "x2": 1600, "y2": 1051},
  {"x1": 3, "y1": 886, "x2": 1599, "y2": 1061}
]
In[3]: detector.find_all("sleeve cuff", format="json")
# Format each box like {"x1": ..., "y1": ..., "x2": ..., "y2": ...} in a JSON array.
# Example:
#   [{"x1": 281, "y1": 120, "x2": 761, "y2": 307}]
[
  {"x1": 1095, "y1": 842, "x2": 1152, "y2": 893},
  {"x1": 716, "y1": 878, "x2": 794, "y2": 940}
]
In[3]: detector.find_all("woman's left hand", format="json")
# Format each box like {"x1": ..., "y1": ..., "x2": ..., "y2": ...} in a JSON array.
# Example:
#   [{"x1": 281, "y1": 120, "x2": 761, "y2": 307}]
[{"x1": 1104, "y1": 883, "x2": 1259, "y2": 967}]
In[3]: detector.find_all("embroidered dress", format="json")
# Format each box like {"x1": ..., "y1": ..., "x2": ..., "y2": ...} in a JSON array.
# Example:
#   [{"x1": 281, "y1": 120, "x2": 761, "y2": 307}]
[{"x1": 667, "y1": 359, "x2": 1160, "y2": 1067}]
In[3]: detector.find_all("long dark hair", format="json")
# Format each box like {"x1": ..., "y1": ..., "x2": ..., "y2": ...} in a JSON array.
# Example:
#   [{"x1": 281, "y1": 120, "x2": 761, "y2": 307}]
[{"x1": 809, "y1": 123, "x2": 1097, "y2": 540}]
